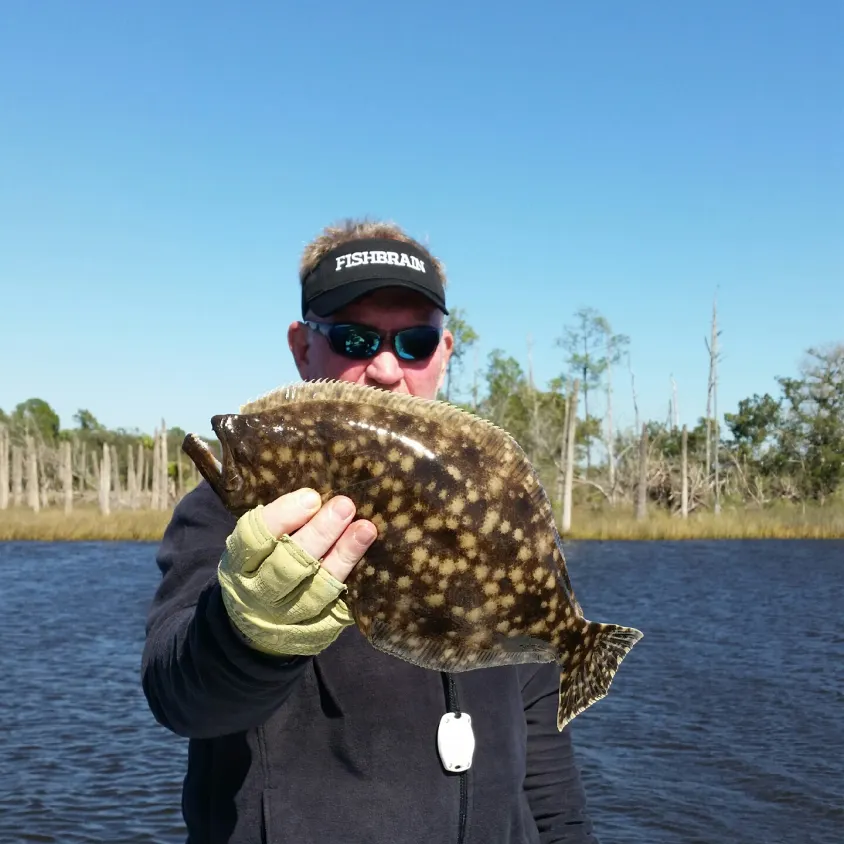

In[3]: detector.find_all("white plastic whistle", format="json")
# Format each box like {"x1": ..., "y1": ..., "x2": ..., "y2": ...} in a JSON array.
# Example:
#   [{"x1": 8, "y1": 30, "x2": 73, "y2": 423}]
[{"x1": 437, "y1": 711, "x2": 476, "y2": 773}]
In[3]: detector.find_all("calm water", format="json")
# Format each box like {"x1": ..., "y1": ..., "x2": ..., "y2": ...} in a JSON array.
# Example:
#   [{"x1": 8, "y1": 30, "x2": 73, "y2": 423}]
[{"x1": 0, "y1": 539, "x2": 842, "y2": 843}]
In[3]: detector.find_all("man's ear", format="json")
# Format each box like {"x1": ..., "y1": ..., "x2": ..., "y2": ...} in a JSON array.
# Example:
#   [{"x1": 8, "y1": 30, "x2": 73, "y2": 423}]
[
  {"x1": 437, "y1": 328, "x2": 455, "y2": 392},
  {"x1": 288, "y1": 321, "x2": 310, "y2": 378}
]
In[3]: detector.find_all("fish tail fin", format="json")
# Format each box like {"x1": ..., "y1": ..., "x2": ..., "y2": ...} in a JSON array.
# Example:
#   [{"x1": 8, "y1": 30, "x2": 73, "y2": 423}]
[{"x1": 556, "y1": 621, "x2": 643, "y2": 731}]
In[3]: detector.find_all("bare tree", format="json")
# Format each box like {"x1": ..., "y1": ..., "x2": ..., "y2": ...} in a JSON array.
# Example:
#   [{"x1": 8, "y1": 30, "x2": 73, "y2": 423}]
[
  {"x1": 99, "y1": 442, "x2": 111, "y2": 515},
  {"x1": 526, "y1": 334, "x2": 542, "y2": 468},
  {"x1": 12, "y1": 445, "x2": 23, "y2": 506},
  {"x1": 561, "y1": 379, "x2": 580, "y2": 533},
  {"x1": 705, "y1": 293, "x2": 722, "y2": 513},
  {"x1": 681, "y1": 424, "x2": 689, "y2": 518},
  {"x1": 62, "y1": 440, "x2": 73, "y2": 514},
  {"x1": 0, "y1": 426, "x2": 8, "y2": 510},
  {"x1": 635, "y1": 423, "x2": 648, "y2": 520},
  {"x1": 25, "y1": 435, "x2": 39, "y2": 512},
  {"x1": 127, "y1": 444, "x2": 137, "y2": 509},
  {"x1": 158, "y1": 423, "x2": 169, "y2": 510},
  {"x1": 627, "y1": 350, "x2": 640, "y2": 435},
  {"x1": 603, "y1": 328, "x2": 629, "y2": 504},
  {"x1": 558, "y1": 308, "x2": 609, "y2": 473}
]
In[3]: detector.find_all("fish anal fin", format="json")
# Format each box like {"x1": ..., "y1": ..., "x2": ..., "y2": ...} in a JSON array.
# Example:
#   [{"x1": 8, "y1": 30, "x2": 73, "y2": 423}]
[
  {"x1": 367, "y1": 619, "x2": 556, "y2": 673},
  {"x1": 557, "y1": 621, "x2": 643, "y2": 731}
]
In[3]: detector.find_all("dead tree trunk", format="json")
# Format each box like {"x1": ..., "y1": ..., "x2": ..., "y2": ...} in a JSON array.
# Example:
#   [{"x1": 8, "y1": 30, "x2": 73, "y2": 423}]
[
  {"x1": 99, "y1": 442, "x2": 111, "y2": 515},
  {"x1": 705, "y1": 375, "x2": 712, "y2": 482},
  {"x1": 79, "y1": 442, "x2": 88, "y2": 495},
  {"x1": 151, "y1": 430, "x2": 161, "y2": 510},
  {"x1": 110, "y1": 445, "x2": 121, "y2": 507},
  {"x1": 606, "y1": 339, "x2": 616, "y2": 505},
  {"x1": 12, "y1": 445, "x2": 23, "y2": 507},
  {"x1": 127, "y1": 445, "x2": 138, "y2": 509},
  {"x1": 555, "y1": 397, "x2": 567, "y2": 516},
  {"x1": 159, "y1": 423, "x2": 169, "y2": 510},
  {"x1": 39, "y1": 444, "x2": 50, "y2": 510},
  {"x1": 89, "y1": 450, "x2": 99, "y2": 494},
  {"x1": 712, "y1": 298, "x2": 721, "y2": 515},
  {"x1": 62, "y1": 440, "x2": 73, "y2": 514},
  {"x1": 681, "y1": 424, "x2": 688, "y2": 518},
  {"x1": 526, "y1": 334, "x2": 536, "y2": 460},
  {"x1": 71, "y1": 439, "x2": 80, "y2": 501},
  {"x1": 635, "y1": 423, "x2": 648, "y2": 521},
  {"x1": 627, "y1": 352, "x2": 640, "y2": 435},
  {"x1": 705, "y1": 292, "x2": 720, "y2": 509},
  {"x1": 136, "y1": 444, "x2": 146, "y2": 504},
  {"x1": 0, "y1": 426, "x2": 9, "y2": 510},
  {"x1": 25, "y1": 435, "x2": 39, "y2": 512},
  {"x1": 561, "y1": 379, "x2": 580, "y2": 534}
]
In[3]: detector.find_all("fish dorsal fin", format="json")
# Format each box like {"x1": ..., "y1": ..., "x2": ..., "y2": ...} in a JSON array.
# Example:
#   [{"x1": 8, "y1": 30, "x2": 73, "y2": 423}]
[{"x1": 239, "y1": 379, "x2": 518, "y2": 448}]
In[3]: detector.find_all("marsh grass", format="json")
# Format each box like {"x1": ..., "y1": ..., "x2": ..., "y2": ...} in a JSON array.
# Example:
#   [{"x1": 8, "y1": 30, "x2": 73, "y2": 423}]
[
  {"x1": 0, "y1": 507, "x2": 172, "y2": 542},
  {"x1": 2, "y1": 502, "x2": 843, "y2": 542},
  {"x1": 564, "y1": 502, "x2": 844, "y2": 540}
]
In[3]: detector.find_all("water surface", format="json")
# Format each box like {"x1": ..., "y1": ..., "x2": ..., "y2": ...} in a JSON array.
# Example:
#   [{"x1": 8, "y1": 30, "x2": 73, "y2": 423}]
[{"x1": 0, "y1": 539, "x2": 841, "y2": 843}]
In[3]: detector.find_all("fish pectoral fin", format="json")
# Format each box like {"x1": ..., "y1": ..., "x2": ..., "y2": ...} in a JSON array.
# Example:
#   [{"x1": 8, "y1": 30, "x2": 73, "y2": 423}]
[{"x1": 557, "y1": 621, "x2": 643, "y2": 731}]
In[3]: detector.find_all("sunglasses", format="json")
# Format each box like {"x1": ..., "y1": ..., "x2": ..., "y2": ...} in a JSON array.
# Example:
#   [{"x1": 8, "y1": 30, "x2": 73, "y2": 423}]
[{"x1": 302, "y1": 320, "x2": 442, "y2": 361}]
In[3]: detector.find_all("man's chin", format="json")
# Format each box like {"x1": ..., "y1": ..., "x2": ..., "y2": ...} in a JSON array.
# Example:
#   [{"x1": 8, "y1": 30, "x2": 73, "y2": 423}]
[{"x1": 362, "y1": 382, "x2": 408, "y2": 394}]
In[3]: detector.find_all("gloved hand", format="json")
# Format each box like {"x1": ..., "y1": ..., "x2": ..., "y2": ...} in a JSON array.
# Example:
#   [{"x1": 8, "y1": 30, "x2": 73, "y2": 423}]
[{"x1": 218, "y1": 488, "x2": 377, "y2": 657}]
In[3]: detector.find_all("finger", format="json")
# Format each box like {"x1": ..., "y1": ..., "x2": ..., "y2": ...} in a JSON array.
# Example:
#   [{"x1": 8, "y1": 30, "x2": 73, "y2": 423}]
[
  {"x1": 320, "y1": 520, "x2": 378, "y2": 583},
  {"x1": 288, "y1": 495, "x2": 357, "y2": 561},
  {"x1": 261, "y1": 488, "x2": 323, "y2": 538}
]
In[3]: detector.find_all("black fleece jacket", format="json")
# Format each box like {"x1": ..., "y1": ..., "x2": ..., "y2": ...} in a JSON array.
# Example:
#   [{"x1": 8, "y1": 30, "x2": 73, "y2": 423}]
[{"x1": 141, "y1": 481, "x2": 599, "y2": 844}]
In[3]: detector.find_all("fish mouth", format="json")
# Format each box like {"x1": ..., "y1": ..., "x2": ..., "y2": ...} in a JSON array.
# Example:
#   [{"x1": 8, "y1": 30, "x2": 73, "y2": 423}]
[
  {"x1": 182, "y1": 433, "x2": 222, "y2": 486},
  {"x1": 210, "y1": 415, "x2": 245, "y2": 496}
]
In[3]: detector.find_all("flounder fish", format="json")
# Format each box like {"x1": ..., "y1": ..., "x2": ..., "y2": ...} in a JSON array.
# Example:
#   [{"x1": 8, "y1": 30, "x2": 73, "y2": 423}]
[{"x1": 182, "y1": 380, "x2": 642, "y2": 730}]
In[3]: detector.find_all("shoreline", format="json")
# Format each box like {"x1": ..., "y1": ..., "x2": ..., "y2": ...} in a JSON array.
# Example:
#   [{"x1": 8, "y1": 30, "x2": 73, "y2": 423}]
[{"x1": 1, "y1": 506, "x2": 842, "y2": 542}]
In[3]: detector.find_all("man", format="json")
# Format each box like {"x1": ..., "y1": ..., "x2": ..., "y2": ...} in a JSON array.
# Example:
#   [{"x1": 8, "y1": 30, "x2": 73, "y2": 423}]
[{"x1": 141, "y1": 218, "x2": 598, "y2": 843}]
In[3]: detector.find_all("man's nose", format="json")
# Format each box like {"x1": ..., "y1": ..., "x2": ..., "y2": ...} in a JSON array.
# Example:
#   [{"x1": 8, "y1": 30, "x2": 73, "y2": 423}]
[{"x1": 364, "y1": 348, "x2": 403, "y2": 386}]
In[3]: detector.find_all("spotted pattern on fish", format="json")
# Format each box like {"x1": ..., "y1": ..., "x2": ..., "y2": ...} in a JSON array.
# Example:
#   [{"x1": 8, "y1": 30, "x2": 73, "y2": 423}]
[{"x1": 182, "y1": 379, "x2": 642, "y2": 730}]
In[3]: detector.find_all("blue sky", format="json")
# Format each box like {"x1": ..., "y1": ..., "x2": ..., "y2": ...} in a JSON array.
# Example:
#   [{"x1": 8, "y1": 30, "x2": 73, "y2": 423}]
[{"x1": 1, "y1": 0, "x2": 841, "y2": 441}]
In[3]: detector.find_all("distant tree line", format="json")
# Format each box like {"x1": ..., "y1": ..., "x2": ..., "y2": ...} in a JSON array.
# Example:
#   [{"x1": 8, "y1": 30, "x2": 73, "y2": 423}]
[
  {"x1": 1, "y1": 304, "x2": 842, "y2": 521},
  {"x1": 0, "y1": 403, "x2": 196, "y2": 514},
  {"x1": 441, "y1": 306, "x2": 844, "y2": 519}
]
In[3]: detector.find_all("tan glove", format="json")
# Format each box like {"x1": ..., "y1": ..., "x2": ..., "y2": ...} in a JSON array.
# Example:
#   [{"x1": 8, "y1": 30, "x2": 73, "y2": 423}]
[{"x1": 218, "y1": 505, "x2": 355, "y2": 656}]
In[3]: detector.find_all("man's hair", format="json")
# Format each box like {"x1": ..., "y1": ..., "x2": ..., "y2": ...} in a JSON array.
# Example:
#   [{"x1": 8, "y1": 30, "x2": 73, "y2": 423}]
[{"x1": 299, "y1": 218, "x2": 447, "y2": 285}]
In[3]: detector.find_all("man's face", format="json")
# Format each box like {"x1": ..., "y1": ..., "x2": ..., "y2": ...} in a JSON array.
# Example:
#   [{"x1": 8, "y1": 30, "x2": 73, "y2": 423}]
[{"x1": 287, "y1": 288, "x2": 454, "y2": 400}]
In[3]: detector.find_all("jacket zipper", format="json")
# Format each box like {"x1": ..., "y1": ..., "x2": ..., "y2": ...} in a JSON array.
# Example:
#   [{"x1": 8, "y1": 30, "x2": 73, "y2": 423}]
[{"x1": 442, "y1": 672, "x2": 468, "y2": 844}]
